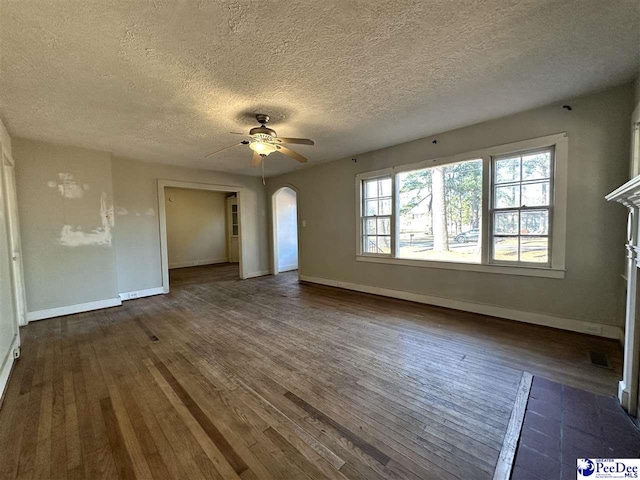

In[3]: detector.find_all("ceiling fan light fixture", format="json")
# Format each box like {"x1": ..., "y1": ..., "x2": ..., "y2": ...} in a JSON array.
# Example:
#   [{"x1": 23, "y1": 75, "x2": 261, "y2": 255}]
[
  {"x1": 249, "y1": 140, "x2": 276, "y2": 156},
  {"x1": 204, "y1": 114, "x2": 313, "y2": 164}
]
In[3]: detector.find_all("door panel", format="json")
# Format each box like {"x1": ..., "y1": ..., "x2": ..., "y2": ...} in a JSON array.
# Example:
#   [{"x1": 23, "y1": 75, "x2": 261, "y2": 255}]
[
  {"x1": 0, "y1": 156, "x2": 18, "y2": 400},
  {"x1": 3, "y1": 157, "x2": 27, "y2": 326}
]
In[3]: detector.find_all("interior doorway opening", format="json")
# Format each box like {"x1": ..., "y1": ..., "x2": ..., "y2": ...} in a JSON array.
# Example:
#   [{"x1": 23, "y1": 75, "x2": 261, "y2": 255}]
[
  {"x1": 164, "y1": 187, "x2": 241, "y2": 285},
  {"x1": 272, "y1": 187, "x2": 299, "y2": 275},
  {"x1": 158, "y1": 180, "x2": 246, "y2": 293}
]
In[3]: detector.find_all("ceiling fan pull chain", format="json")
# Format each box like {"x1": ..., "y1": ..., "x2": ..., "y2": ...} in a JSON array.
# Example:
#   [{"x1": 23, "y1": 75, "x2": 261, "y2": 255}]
[{"x1": 262, "y1": 158, "x2": 265, "y2": 185}]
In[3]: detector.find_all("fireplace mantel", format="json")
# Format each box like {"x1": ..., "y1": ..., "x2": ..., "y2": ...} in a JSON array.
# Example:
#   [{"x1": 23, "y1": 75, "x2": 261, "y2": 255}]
[
  {"x1": 606, "y1": 175, "x2": 640, "y2": 207},
  {"x1": 607, "y1": 174, "x2": 640, "y2": 414}
]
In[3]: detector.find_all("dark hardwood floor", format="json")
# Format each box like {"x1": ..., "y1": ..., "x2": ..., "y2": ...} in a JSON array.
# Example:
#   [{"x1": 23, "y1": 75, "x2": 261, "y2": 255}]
[{"x1": 0, "y1": 263, "x2": 623, "y2": 479}]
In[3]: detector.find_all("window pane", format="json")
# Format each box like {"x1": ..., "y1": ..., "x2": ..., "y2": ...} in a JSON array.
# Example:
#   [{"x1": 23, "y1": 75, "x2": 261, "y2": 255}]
[
  {"x1": 379, "y1": 198, "x2": 392, "y2": 216},
  {"x1": 364, "y1": 218, "x2": 376, "y2": 235},
  {"x1": 363, "y1": 235, "x2": 392, "y2": 254},
  {"x1": 365, "y1": 199, "x2": 378, "y2": 216},
  {"x1": 495, "y1": 157, "x2": 520, "y2": 184},
  {"x1": 232, "y1": 225, "x2": 238, "y2": 236},
  {"x1": 519, "y1": 236, "x2": 548, "y2": 263},
  {"x1": 397, "y1": 159, "x2": 482, "y2": 263},
  {"x1": 494, "y1": 211, "x2": 518, "y2": 235},
  {"x1": 521, "y1": 181, "x2": 550, "y2": 207},
  {"x1": 520, "y1": 210, "x2": 548, "y2": 235},
  {"x1": 522, "y1": 151, "x2": 551, "y2": 181},
  {"x1": 363, "y1": 236, "x2": 377, "y2": 253},
  {"x1": 379, "y1": 178, "x2": 392, "y2": 197},
  {"x1": 377, "y1": 217, "x2": 390, "y2": 235},
  {"x1": 495, "y1": 185, "x2": 520, "y2": 208},
  {"x1": 365, "y1": 180, "x2": 379, "y2": 199},
  {"x1": 378, "y1": 236, "x2": 391, "y2": 254},
  {"x1": 493, "y1": 236, "x2": 519, "y2": 262}
]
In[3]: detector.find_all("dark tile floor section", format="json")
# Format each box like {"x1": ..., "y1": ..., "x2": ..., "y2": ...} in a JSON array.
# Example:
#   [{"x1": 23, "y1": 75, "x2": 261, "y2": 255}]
[{"x1": 511, "y1": 377, "x2": 640, "y2": 480}]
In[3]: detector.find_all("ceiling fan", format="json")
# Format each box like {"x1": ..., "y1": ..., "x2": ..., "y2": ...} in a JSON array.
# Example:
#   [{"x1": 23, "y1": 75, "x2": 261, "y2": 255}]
[{"x1": 205, "y1": 114, "x2": 315, "y2": 167}]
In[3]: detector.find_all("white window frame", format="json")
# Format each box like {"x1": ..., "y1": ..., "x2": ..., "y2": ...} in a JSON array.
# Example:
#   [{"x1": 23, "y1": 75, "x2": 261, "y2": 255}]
[
  {"x1": 356, "y1": 168, "x2": 395, "y2": 258},
  {"x1": 355, "y1": 133, "x2": 568, "y2": 279},
  {"x1": 360, "y1": 174, "x2": 394, "y2": 257},
  {"x1": 489, "y1": 146, "x2": 555, "y2": 267}
]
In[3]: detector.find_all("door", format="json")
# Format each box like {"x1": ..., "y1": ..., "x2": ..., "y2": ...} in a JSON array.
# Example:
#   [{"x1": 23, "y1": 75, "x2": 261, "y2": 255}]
[
  {"x1": 3, "y1": 154, "x2": 27, "y2": 326},
  {"x1": 0, "y1": 151, "x2": 19, "y2": 402}
]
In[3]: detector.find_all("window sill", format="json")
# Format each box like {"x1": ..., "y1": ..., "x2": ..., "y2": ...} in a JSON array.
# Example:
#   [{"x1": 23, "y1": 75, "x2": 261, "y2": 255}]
[{"x1": 355, "y1": 255, "x2": 565, "y2": 279}]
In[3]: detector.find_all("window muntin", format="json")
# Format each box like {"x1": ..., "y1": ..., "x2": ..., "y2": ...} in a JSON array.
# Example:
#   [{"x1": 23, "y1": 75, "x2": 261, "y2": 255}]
[
  {"x1": 361, "y1": 176, "x2": 392, "y2": 255},
  {"x1": 397, "y1": 159, "x2": 483, "y2": 263},
  {"x1": 490, "y1": 148, "x2": 553, "y2": 265}
]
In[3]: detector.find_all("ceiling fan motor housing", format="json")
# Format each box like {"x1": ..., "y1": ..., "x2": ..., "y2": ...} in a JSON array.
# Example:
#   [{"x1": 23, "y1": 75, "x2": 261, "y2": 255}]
[{"x1": 249, "y1": 126, "x2": 277, "y2": 138}]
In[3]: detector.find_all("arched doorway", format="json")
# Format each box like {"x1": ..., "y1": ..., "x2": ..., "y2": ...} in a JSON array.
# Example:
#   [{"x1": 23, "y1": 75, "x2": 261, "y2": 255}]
[{"x1": 272, "y1": 187, "x2": 298, "y2": 275}]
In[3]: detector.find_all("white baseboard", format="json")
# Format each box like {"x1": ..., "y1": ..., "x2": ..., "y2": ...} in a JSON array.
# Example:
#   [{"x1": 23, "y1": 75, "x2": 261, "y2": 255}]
[
  {"x1": 0, "y1": 334, "x2": 19, "y2": 406},
  {"x1": 169, "y1": 257, "x2": 228, "y2": 269},
  {"x1": 278, "y1": 264, "x2": 298, "y2": 273},
  {"x1": 119, "y1": 286, "x2": 166, "y2": 301},
  {"x1": 26, "y1": 297, "x2": 122, "y2": 322},
  {"x1": 245, "y1": 270, "x2": 271, "y2": 279},
  {"x1": 300, "y1": 275, "x2": 624, "y2": 341}
]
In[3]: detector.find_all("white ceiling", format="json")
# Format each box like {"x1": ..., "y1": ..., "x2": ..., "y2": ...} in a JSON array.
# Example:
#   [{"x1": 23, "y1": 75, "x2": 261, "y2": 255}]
[{"x1": 0, "y1": 1, "x2": 638, "y2": 177}]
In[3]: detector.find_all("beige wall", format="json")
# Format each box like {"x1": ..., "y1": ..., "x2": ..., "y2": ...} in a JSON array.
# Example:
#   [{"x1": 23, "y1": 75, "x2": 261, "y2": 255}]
[
  {"x1": 14, "y1": 139, "x2": 119, "y2": 312},
  {"x1": 268, "y1": 83, "x2": 634, "y2": 330},
  {"x1": 111, "y1": 156, "x2": 269, "y2": 293},
  {"x1": 165, "y1": 187, "x2": 228, "y2": 269},
  {"x1": 13, "y1": 141, "x2": 269, "y2": 313}
]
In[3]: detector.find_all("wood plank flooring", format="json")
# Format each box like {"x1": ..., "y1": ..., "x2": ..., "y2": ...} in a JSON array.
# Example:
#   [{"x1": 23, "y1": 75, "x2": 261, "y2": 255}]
[{"x1": 0, "y1": 264, "x2": 623, "y2": 479}]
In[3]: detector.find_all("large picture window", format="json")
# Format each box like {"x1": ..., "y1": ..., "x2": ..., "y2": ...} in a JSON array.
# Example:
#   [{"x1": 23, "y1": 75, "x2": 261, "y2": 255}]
[
  {"x1": 356, "y1": 134, "x2": 567, "y2": 278},
  {"x1": 398, "y1": 159, "x2": 483, "y2": 263}
]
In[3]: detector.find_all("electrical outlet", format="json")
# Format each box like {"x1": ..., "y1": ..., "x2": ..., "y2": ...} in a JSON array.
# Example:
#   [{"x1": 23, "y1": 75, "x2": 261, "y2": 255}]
[
  {"x1": 13, "y1": 347, "x2": 20, "y2": 359},
  {"x1": 129, "y1": 292, "x2": 138, "y2": 299}
]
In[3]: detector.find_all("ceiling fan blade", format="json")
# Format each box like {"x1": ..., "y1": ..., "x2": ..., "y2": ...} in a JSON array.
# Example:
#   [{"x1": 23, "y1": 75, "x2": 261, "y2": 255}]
[
  {"x1": 276, "y1": 145, "x2": 308, "y2": 163},
  {"x1": 252, "y1": 151, "x2": 262, "y2": 167},
  {"x1": 230, "y1": 131, "x2": 247, "y2": 135},
  {"x1": 276, "y1": 137, "x2": 315, "y2": 146},
  {"x1": 204, "y1": 142, "x2": 244, "y2": 158}
]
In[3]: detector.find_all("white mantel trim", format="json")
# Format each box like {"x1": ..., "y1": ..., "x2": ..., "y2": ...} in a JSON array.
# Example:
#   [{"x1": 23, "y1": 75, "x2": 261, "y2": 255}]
[
  {"x1": 606, "y1": 174, "x2": 640, "y2": 413},
  {"x1": 606, "y1": 174, "x2": 640, "y2": 208}
]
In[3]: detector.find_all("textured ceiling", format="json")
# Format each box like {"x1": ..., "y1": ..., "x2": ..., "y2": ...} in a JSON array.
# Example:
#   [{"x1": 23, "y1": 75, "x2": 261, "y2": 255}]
[{"x1": 0, "y1": 1, "x2": 638, "y2": 177}]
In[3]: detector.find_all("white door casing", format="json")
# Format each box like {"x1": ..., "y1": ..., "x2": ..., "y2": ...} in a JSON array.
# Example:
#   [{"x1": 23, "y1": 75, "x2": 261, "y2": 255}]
[
  {"x1": 3, "y1": 152, "x2": 27, "y2": 326},
  {"x1": 0, "y1": 147, "x2": 20, "y2": 403}
]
